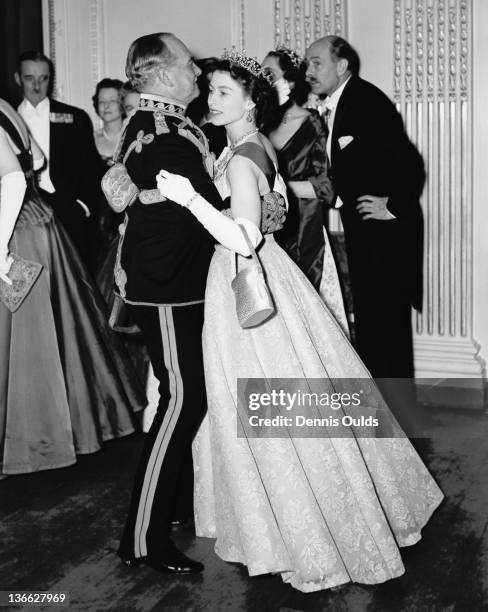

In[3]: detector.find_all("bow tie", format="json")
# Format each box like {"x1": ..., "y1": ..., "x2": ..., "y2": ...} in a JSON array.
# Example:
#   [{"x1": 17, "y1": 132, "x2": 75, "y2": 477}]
[
  {"x1": 324, "y1": 99, "x2": 336, "y2": 112},
  {"x1": 315, "y1": 98, "x2": 334, "y2": 118}
]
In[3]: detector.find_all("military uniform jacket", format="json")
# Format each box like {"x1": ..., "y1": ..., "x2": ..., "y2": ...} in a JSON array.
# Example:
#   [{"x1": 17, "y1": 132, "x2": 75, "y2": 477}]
[{"x1": 116, "y1": 94, "x2": 224, "y2": 306}]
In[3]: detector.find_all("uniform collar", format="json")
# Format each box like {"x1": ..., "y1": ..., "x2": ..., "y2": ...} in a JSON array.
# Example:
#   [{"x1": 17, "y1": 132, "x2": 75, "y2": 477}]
[{"x1": 139, "y1": 93, "x2": 186, "y2": 118}]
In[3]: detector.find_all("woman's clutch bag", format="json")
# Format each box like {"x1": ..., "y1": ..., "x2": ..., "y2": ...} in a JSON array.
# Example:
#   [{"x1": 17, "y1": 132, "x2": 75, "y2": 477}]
[{"x1": 0, "y1": 253, "x2": 43, "y2": 312}]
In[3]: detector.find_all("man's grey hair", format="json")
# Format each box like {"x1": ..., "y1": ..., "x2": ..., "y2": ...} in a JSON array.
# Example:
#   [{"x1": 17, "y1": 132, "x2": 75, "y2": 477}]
[{"x1": 125, "y1": 33, "x2": 176, "y2": 91}]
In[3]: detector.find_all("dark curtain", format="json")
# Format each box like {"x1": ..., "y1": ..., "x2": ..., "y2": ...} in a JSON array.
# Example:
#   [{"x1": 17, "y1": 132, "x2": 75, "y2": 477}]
[{"x1": 0, "y1": 0, "x2": 43, "y2": 106}]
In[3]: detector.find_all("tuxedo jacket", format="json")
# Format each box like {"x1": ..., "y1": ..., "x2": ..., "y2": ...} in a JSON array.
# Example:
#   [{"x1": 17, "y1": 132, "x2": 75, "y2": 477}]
[
  {"x1": 48, "y1": 98, "x2": 101, "y2": 216},
  {"x1": 329, "y1": 76, "x2": 424, "y2": 309},
  {"x1": 117, "y1": 97, "x2": 224, "y2": 306}
]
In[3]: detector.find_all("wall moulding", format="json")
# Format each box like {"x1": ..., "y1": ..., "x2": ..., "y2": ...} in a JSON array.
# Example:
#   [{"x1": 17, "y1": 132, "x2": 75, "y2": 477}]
[
  {"x1": 42, "y1": 0, "x2": 69, "y2": 100},
  {"x1": 230, "y1": 0, "x2": 246, "y2": 49},
  {"x1": 273, "y1": 0, "x2": 347, "y2": 56},
  {"x1": 42, "y1": 0, "x2": 108, "y2": 125},
  {"x1": 393, "y1": 0, "x2": 483, "y2": 380}
]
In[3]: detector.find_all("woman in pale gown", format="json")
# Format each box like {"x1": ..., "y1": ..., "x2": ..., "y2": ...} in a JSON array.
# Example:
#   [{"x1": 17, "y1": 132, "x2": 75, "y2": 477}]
[
  {"x1": 156, "y1": 56, "x2": 443, "y2": 593},
  {"x1": 0, "y1": 99, "x2": 145, "y2": 476}
]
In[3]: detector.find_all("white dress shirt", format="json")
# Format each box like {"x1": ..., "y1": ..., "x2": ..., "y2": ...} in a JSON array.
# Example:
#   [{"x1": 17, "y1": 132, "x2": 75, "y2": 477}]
[
  {"x1": 324, "y1": 76, "x2": 351, "y2": 164},
  {"x1": 323, "y1": 77, "x2": 351, "y2": 209},
  {"x1": 18, "y1": 97, "x2": 55, "y2": 193}
]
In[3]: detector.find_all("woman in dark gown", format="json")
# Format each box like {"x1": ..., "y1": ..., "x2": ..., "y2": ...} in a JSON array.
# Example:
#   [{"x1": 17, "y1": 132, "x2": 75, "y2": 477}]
[
  {"x1": 0, "y1": 99, "x2": 146, "y2": 475},
  {"x1": 263, "y1": 48, "x2": 348, "y2": 331}
]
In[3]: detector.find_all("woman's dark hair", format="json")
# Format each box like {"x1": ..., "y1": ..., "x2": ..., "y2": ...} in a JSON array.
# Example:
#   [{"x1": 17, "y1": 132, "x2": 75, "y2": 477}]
[
  {"x1": 186, "y1": 57, "x2": 219, "y2": 125},
  {"x1": 262, "y1": 49, "x2": 310, "y2": 132},
  {"x1": 211, "y1": 59, "x2": 278, "y2": 130},
  {"x1": 92, "y1": 78, "x2": 124, "y2": 115},
  {"x1": 266, "y1": 50, "x2": 310, "y2": 106}
]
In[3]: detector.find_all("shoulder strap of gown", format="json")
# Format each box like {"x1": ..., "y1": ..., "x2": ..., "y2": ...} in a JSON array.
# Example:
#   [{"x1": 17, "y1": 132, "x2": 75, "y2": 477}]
[
  {"x1": 0, "y1": 105, "x2": 28, "y2": 153},
  {"x1": 233, "y1": 141, "x2": 276, "y2": 191}
]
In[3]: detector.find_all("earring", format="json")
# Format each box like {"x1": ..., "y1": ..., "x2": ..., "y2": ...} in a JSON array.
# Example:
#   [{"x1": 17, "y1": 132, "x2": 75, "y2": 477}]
[{"x1": 246, "y1": 108, "x2": 254, "y2": 122}]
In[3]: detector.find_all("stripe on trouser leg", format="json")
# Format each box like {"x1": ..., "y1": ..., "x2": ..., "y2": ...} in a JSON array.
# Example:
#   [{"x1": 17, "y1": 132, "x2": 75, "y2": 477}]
[{"x1": 134, "y1": 306, "x2": 184, "y2": 557}]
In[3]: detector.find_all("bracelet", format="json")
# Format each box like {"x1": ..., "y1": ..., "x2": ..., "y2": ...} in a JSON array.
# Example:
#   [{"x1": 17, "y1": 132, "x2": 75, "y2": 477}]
[{"x1": 184, "y1": 192, "x2": 200, "y2": 209}]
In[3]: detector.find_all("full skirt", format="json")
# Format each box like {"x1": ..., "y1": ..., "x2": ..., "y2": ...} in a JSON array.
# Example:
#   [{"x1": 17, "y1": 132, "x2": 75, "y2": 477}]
[
  {"x1": 193, "y1": 235, "x2": 443, "y2": 592},
  {"x1": 0, "y1": 191, "x2": 146, "y2": 474}
]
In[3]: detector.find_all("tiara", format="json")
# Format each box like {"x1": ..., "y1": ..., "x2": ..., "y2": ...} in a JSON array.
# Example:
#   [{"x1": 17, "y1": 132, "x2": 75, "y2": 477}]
[
  {"x1": 275, "y1": 45, "x2": 302, "y2": 68},
  {"x1": 221, "y1": 47, "x2": 274, "y2": 84}
]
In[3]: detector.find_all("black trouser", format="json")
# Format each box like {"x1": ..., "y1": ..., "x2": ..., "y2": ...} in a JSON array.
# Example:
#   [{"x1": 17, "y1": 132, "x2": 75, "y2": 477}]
[
  {"x1": 340, "y1": 215, "x2": 416, "y2": 379},
  {"x1": 352, "y1": 285, "x2": 414, "y2": 379},
  {"x1": 118, "y1": 302, "x2": 206, "y2": 559}
]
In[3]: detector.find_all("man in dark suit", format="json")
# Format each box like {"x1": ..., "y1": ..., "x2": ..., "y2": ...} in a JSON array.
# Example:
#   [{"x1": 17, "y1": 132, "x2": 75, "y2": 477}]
[
  {"x1": 15, "y1": 50, "x2": 101, "y2": 271},
  {"x1": 305, "y1": 36, "x2": 424, "y2": 380}
]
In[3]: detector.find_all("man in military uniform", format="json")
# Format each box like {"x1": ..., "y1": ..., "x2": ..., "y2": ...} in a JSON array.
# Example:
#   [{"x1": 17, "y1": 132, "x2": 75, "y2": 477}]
[{"x1": 115, "y1": 33, "x2": 224, "y2": 575}]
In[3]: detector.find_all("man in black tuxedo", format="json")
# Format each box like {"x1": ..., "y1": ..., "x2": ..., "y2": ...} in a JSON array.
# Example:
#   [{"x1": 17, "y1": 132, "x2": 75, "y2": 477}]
[
  {"x1": 15, "y1": 51, "x2": 101, "y2": 271},
  {"x1": 306, "y1": 36, "x2": 424, "y2": 380}
]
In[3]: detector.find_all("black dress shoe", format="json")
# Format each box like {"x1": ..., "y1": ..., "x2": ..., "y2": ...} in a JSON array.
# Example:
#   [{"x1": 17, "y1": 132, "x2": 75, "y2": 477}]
[{"x1": 120, "y1": 542, "x2": 204, "y2": 575}]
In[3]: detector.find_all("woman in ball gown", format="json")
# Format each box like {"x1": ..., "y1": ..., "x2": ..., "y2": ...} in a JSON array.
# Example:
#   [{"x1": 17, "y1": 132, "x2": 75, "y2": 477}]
[
  {"x1": 262, "y1": 47, "x2": 347, "y2": 331},
  {"x1": 156, "y1": 55, "x2": 443, "y2": 593},
  {"x1": 0, "y1": 98, "x2": 146, "y2": 476}
]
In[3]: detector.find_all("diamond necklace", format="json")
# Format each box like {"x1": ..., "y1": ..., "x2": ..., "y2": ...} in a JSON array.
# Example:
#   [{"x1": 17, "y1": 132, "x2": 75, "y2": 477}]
[
  {"x1": 214, "y1": 128, "x2": 259, "y2": 183},
  {"x1": 230, "y1": 128, "x2": 259, "y2": 149}
]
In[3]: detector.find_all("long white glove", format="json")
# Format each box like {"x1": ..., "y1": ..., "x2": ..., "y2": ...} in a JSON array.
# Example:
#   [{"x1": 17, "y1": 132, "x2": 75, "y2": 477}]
[
  {"x1": 0, "y1": 171, "x2": 26, "y2": 284},
  {"x1": 156, "y1": 170, "x2": 262, "y2": 257}
]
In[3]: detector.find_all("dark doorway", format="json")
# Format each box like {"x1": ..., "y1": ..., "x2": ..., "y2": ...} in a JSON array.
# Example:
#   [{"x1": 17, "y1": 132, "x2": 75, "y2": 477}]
[{"x1": 0, "y1": 0, "x2": 43, "y2": 106}]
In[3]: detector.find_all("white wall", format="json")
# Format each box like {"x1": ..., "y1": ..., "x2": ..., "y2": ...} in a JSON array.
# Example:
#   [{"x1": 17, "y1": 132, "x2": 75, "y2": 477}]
[
  {"x1": 103, "y1": 0, "x2": 234, "y2": 80},
  {"x1": 348, "y1": 0, "x2": 394, "y2": 98}
]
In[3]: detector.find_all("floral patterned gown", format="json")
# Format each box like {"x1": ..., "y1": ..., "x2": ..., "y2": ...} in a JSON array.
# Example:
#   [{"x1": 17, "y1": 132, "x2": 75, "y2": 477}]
[{"x1": 192, "y1": 140, "x2": 443, "y2": 593}]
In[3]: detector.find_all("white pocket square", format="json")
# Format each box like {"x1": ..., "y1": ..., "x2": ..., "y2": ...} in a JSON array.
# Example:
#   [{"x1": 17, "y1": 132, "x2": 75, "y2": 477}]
[{"x1": 338, "y1": 135, "x2": 354, "y2": 149}]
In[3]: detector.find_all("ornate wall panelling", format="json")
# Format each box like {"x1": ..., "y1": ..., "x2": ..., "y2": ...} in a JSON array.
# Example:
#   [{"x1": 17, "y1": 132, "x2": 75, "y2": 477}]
[
  {"x1": 394, "y1": 0, "x2": 484, "y2": 379},
  {"x1": 42, "y1": 0, "x2": 68, "y2": 100},
  {"x1": 43, "y1": 0, "x2": 108, "y2": 125},
  {"x1": 230, "y1": 0, "x2": 247, "y2": 49},
  {"x1": 273, "y1": 0, "x2": 347, "y2": 56}
]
